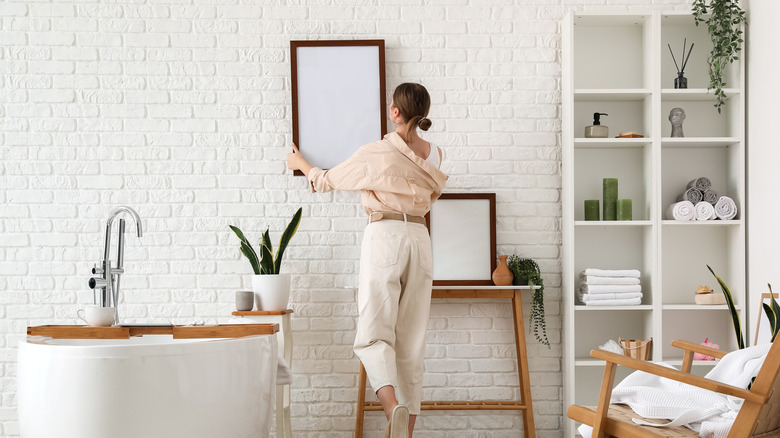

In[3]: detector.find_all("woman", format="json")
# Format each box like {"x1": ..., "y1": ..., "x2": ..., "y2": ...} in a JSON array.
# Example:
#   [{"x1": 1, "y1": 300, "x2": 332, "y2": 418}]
[{"x1": 286, "y1": 83, "x2": 447, "y2": 438}]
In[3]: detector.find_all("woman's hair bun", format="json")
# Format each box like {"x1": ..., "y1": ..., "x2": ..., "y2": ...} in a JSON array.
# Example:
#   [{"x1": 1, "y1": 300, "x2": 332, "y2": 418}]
[{"x1": 418, "y1": 117, "x2": 432, "y2": 131}]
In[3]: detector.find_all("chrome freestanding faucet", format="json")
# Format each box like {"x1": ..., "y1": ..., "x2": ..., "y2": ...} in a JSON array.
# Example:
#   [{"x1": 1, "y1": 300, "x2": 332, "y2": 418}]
[{"x1": 88, "y1": 206, "x2": 143, "y2": 324}]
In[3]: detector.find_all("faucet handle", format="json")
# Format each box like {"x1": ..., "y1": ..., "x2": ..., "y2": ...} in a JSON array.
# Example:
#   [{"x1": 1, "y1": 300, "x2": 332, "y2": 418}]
[
  {"x1": 89, "y1": 277, "x2": 107, "y2": 289},
  {"x1": 92, "y1": 264, "x2": 104, "y2": 275}
]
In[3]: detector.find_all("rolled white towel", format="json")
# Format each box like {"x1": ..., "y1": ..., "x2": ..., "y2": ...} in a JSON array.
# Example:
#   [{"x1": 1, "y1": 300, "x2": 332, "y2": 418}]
[
  {"x1": 598, "y1": 339, "x2": 625, "y2": 355},
  {"x1": 582, "y1": 268, "x2": 641, "y2": 278},
  {"x1": 694, "y1": 201, "x2": 715, "y2": 221},
  {"x1": 584, "y1": 297, "x2": 642, "y2": 306},
  {"x1": 714, "y1": 196, "x2": 737, "y2": 220},
  {"x1": 581, "y1": 284, "x2": 642, "y2": 294},
  {"x1": 580, "y1": 292, "x2": 643, "y2": 302},
  {"x1": 579, "y1": 275, "x2": 640, "y2": 285},
  {"x1": 665, "y1": 200, "x2": 695, "y2": 221}
]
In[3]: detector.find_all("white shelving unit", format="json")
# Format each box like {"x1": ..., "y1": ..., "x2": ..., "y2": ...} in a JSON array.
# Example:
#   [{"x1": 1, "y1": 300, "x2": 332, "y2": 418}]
[{"x1": 562, "y1": 11, "x2": 745, "y2": 437}]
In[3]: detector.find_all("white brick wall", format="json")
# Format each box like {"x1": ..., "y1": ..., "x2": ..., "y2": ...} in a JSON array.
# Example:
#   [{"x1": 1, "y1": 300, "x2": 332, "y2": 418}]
[{"x1": 0, "y1": 1, "x2": 690, "y2": 436}]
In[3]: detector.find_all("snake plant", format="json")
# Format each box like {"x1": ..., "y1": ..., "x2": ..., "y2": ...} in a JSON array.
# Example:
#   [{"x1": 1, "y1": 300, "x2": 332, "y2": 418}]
[
  {"x1": 708, "y1": 266, "x2": 780, "y2": 347},
  {"x1": 707, "y1": 264, "x2": 744, "y2": 349},
  {"x1": 230, "y1": 207, "x2": 302, "y2": 275},
  {"x1": 762, "y1": 284, "x2": 780, "y2": 343}
]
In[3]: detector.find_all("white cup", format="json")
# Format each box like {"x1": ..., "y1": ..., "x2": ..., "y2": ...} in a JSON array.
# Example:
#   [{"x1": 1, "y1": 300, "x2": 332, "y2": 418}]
[{"x1": 77, "y1": 306, "x2": 116, "y2": 327}]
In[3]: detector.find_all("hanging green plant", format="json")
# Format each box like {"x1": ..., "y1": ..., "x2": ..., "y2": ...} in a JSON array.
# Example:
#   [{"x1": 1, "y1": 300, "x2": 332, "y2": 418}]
[
  {"x1": 691, "y1": 0, "x2": 747, "y2": 113},
  {"x1": 507, "y1": 256, "x2": 549, "y2": 347}
]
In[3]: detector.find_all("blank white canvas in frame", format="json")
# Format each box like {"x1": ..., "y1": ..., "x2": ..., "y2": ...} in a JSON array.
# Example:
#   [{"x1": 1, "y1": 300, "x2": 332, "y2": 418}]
[
  {"x1": 295, "y1": 45, "x2": 382, "y2": 170},
  {"x1": 430, "y1": 199, "x2": 492, "y2": 281}
]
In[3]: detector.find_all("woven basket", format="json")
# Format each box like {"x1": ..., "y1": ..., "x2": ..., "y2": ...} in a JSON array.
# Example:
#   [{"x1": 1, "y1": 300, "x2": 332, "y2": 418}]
[{"x1": 619, "y1": 337, "x2": 652, "y2": 360}]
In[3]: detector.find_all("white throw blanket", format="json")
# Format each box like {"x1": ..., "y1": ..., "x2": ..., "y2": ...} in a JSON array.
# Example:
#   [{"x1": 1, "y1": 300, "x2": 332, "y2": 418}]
[
  {"x1": 714, "y1": 196, "x2": 737, "y2": 220},
  {"x1": 579, "y1": 275, "x2": 640, "y2": 285},
  {"x1": 578, "y1": 343, "x2": 771, "y2": 438},
  {"x1": 582, "y1": 269, "x2": 641, "y2": 278},
  {"x1": 695, "y1": 201, "x2": 715, "y2": 221},
  {"x1": 667, "y1": 200, "x2": 695, "y2": 221}
]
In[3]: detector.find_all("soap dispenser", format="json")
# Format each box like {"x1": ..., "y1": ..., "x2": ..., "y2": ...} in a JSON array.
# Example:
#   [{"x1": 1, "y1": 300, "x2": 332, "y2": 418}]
[{"x1": 585, "y1": 112, "x2": 609, "y2": 138}]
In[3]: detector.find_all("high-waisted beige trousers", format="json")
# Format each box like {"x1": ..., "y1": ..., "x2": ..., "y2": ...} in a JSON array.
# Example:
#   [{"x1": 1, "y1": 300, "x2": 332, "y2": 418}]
[{"x1": 353, "y1": 219, "x2": 433, "y2": 415}]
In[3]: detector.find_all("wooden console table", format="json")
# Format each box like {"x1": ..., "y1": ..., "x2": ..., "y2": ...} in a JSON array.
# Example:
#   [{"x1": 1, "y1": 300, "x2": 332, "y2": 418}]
[{"x1": 354, "y1": 286, "x2": 536, "y2": 438}]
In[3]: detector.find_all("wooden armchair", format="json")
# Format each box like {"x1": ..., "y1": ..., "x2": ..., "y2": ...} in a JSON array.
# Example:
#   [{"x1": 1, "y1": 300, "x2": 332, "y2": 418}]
[{"x1": 567, "y1": 337, "x2": 780, "y2": 437}]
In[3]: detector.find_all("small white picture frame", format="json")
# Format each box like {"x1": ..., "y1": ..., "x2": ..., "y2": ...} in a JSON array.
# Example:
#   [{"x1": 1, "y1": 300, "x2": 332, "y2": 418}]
[{"x1": 426, "y1": 193, "x2": 497, "y2": 286}]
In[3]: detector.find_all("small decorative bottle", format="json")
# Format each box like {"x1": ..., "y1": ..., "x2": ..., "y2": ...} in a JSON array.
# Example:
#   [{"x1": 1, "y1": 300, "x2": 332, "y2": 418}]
[
  {"x1": 492, "y1": 255, "x2": 514, "y2": 286},
  {"x1": 584, "y1": 113, "x2": 609, "y2": 138}
]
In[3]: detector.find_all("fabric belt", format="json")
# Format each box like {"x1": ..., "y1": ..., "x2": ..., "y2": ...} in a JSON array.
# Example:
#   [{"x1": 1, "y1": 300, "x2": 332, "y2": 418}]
[{"x1": 367, "y1": 212, "x2": 426, "y2": 225}]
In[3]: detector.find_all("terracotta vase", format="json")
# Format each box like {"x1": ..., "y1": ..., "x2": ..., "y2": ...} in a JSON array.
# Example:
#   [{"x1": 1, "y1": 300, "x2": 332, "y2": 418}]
[{"x1": 492, "y1": 255, "x2": 514, "y2": 286}]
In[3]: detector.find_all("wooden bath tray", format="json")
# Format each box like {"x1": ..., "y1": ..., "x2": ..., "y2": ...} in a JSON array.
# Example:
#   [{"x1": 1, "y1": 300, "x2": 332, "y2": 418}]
[{"x1": 27, "y1": 323, "x2": 279, "y2": 339}]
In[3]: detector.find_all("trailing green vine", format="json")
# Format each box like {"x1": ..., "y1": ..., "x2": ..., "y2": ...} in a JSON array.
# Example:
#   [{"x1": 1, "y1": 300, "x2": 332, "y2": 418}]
[
  {"x1": 507, "y1": 256, "x2": 549, "y2": 347},
  {"x1": 692, "y1": 0, "x2": 747, "y2": 113}
]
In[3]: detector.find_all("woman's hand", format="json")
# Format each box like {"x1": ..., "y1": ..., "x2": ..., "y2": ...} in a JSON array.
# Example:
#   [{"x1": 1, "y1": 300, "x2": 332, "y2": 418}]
[{"x1": 286, "y1": 143, "x2": 313, "y2": 176}]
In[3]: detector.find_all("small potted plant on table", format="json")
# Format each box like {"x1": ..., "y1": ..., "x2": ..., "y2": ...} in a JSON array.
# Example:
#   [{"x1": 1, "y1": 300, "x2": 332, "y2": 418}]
[
  {"x1": 507, "y1": 256, "x2": 549, "y2": 347},
  {"x1": 230, "y1": 207, "x2": 302, "y2": 311}
]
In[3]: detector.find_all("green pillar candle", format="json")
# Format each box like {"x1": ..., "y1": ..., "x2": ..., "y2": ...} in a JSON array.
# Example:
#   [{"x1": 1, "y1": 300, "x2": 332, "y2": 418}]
[
  {"x1": 617, "y1": 198, "x2": 632, "y2": 221},
  {"x1": 584, "y1": 200, "x2": 600, "y2": 221},
  {"x1": 602, "y1": 178, "x2": 618, "y2": 221}
]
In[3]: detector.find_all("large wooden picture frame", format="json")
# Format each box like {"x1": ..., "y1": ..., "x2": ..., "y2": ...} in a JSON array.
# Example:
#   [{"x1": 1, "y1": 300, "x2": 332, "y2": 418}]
[
  {"x1": 426, "y1": 193, "x2": 497, "y2": 286},
  {"x1": 290, "y1": 40, "x2": 386, "y2": 175}
]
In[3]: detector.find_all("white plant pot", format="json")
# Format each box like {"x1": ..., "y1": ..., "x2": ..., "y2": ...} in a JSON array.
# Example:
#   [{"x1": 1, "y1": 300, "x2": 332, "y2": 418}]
[{"x1": 251, "y1": 274, "x2": 291, "y2": 311}]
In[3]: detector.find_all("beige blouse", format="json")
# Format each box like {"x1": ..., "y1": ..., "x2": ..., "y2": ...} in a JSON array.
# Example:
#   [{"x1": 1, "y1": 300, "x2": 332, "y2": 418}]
[{"x1": 307, "y1": 132, "x2": 448, "y2": 217}]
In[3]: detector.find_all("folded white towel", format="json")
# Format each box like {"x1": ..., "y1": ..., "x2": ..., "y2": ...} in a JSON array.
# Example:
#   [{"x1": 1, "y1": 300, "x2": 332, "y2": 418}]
[
  {"x1": 583, "y1": 297, "x2": 642, "y2": 306},
  {"x1": 580, "y1": 292, "x2": 643, "y2": 302},
  {"x1": 579, "y1": 275, "x2": 640, "y2": 285},
  {"x1": 694, "y1": 201, "x2": 715, "y2": 221},
  {"x1": 582, "y1": 269, "x2": 641, "y2": 278},
  {"x1": 714, "y1": 196, "x2": 737, "y2": 220},
  {"x1": 666, "y1": 201, "x2": 695, "y2": 221},
  {"x1": 581, "y1": 284, "x2": 642, "y2": 294}
]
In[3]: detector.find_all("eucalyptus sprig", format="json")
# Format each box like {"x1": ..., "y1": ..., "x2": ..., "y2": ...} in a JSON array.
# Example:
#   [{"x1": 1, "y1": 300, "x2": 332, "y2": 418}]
[{"x1": 692, "y1": 0, "x2": 747, "y2": 113}]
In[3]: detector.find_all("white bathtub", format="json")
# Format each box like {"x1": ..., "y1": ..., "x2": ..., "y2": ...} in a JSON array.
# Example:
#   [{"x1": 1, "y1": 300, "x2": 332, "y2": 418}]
[{"x1": 18, "y1": 334, "x2": 277, "y2": 438}]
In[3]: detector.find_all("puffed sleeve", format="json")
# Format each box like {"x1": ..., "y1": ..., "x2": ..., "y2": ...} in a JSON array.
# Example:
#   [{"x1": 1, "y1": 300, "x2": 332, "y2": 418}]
[{"x1": 306, "y1": 145, "x2": 377, "y2": 193}]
